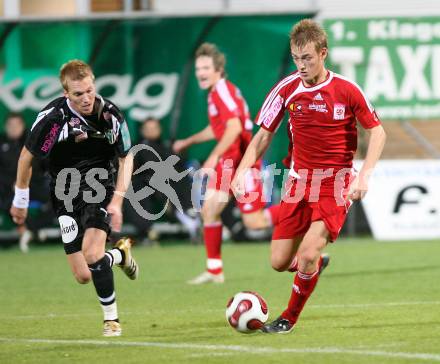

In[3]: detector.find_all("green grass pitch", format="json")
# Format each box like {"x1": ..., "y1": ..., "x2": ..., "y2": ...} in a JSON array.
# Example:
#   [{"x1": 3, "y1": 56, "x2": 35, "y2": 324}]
[{"x1": 0, "y1": 237, "x2": 439, "y2": 364}]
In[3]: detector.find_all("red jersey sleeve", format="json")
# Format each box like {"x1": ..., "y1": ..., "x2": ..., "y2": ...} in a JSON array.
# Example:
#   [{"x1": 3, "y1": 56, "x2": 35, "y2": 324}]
[
  {"x1": 212, "y1": 81, "x2": 240, "y2": 122},
  {"x1": 348, "y1": 82, "x2": 381, "y2": 129},
  {"x1": 255, "y1": 78, "x2": 290, "y2": 133}
]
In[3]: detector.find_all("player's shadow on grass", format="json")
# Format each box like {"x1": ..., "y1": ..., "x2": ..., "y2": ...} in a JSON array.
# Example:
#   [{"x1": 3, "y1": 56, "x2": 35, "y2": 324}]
[{"x1": 139, "y1": 320, "x2": 232, "y2": 339}]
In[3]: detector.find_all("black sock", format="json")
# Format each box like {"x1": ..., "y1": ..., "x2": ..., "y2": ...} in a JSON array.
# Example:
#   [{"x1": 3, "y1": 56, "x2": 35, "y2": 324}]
[{"x1": 88, "y1": 256, "x2": 116, "y2": 306}]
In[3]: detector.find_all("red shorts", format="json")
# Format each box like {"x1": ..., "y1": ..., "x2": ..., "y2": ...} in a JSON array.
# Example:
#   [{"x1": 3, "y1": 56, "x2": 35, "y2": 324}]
[
  {"x1": 273, "y1": 176, "x2": 352, "y2": 242},
  {"x1": 206, "y1": 157, "x2": 266, "y2": 214}
]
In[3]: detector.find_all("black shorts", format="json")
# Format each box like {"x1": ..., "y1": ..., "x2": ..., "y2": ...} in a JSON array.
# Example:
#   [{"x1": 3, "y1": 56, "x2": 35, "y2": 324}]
[{"x1": 51, "y1": 185, "x2": 114, "y2": 255}]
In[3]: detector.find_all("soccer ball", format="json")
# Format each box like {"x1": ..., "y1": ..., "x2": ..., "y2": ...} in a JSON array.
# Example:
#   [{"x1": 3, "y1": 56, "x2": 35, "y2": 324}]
[{"x1": 225, "y1": 291, "x2": 269, "y2": 333}]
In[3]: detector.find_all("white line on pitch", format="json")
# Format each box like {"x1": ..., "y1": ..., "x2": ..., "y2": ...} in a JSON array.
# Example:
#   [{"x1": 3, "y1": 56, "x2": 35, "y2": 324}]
[
  {"x1": 189, "y1": 352, "x2": 234, "y2": 358},
  {"x1": 0, "y1": 337, "x2": 439, "y2": 362},
  {"x1": 3, "y1": 301, "x2": 440, "y2": 320}
]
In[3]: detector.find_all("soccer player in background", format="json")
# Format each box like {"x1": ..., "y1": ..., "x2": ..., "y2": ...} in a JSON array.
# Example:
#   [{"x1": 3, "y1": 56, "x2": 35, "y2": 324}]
[
  {"x1": 0, "y1": 113, "x2": 29, "y2": 251},
  {"x1": 10, "y1": 60, "x2": 139, "y2": 337},
  {"x1": 232, "y1": 19, "x2": 386, "y2": 333},
  {"x1": 173, "y1": 43, "x2": 280, "y2": 285}
]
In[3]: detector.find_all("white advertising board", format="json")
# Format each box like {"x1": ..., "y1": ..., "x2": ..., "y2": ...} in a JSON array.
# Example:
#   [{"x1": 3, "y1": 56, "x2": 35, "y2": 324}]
[{"x1": 355, "y1": 160, "x2": 440, "y2": 240}]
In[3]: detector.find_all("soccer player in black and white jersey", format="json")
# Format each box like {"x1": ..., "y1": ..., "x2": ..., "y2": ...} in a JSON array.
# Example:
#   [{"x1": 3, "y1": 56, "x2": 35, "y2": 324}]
[{"x1": 10, "y1": 60, "x2": 139, "y2": 337}]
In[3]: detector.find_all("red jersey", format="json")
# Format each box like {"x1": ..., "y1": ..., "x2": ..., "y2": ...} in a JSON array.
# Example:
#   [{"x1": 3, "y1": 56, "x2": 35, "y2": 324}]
[
  {"x1": 256, "y1": 71, "x2": 381, "y2": 172},
  {"x1": 208, "y1": 78, "x2": 253, "y2": 160}
]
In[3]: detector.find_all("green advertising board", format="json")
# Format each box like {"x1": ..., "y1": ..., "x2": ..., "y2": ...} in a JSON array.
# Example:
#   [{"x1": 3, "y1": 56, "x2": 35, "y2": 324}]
[
  {"x1": 324, "y1": 17, "x2": 440, "y2": 120},
  {"x1": 0, "y1": 14, "x2": 311, "y2": 166}
]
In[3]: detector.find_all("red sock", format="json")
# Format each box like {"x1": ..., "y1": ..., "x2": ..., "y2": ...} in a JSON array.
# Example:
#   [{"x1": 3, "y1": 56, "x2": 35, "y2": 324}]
[
  {"x1": 204, "y1": 223, "x2": 223, "y2": 274},
  {"x1": 281, "y1": 270, "x2": 319, "y2": 324},
  {"x1": 266, "y1": 204, "x2": 280, "y2": 225}
]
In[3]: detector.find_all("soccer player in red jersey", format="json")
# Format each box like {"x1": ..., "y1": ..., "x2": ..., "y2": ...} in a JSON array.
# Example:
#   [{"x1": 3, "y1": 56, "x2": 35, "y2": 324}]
[
  {"x1": 173, "y1": 43, "x2": 280, "y2": 284},
  {"x1": 232, "y1": 19, "x2": 386, "y2": 333}
]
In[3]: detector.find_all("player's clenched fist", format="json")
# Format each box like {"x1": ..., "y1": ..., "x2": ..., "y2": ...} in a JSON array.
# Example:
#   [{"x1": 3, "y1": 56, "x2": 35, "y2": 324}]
[
  {"x1": 172, "y1": 140, "x2": 188, "y2": 154},
  {"x1": 231, "y1": 172, "x2": 246, "y2": 198},
  {"x1": 10, "y1": 206, "x2": 27, "y2": 226},
  {"x1": 345, "y1": 174, "x2": 369, "y2": 201}
]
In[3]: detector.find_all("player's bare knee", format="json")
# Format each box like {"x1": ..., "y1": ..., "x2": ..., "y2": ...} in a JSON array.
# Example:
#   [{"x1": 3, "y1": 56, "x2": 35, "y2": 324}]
[
  {"x1": 200, "y1": 209, "x2": 210, "y2": 223},
  {"x1": 270, "y1": 254, "x2": 290, "y2": 272},
  {"x1": 74, "y1": 271, "x2": 91, "y2": 284},
  {"x1": 297, "y1": 249, "x2": 320, "y2": 270},
  {"x1": 82, "y1": 250, "x2": 102, "y2": 265},
  {"x1": 201, "y1": 208, "x2": 218, "y2": 225},
  {"x1": 271, "y1": 262, "x2": 288, "y2": 272}
]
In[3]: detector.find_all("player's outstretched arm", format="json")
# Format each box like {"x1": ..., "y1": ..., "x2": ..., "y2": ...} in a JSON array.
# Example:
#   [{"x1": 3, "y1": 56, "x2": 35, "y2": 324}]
[
  {"x1": 108, "y1": 154, "x2": 133, "y2": 232},
  {"x1": 203, "y1": 117, "x2": 242, "y2": 170},
  {"x1": 347, "y1": 125, "x2": 386, "y2": 201},
  {"x1": 10, "y1": 146, "x2": 34, "y2": 225},
  {"x1": 172, "y1": 125, "x2": 215, "y2": 153},
  {"x1": 232, "y1": 128, "x2": 274, "y2": 197}
]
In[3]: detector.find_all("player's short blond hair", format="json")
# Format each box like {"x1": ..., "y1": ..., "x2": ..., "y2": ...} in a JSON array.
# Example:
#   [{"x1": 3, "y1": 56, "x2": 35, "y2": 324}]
[
  {"x1": 195, "y1": 43, "x2": 226, "y2": 74},
  {"x1": 290, "y1": 19, "x2": 328, "y2": 52},
  {"x1": 59, "y1": 59, "x2": 95, "y2": 91}
]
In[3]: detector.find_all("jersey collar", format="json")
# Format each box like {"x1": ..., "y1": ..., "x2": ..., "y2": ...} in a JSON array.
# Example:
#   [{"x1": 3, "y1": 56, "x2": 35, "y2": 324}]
[{"x1": 66, "y1": 94, "x2": 105, "y2": 126}]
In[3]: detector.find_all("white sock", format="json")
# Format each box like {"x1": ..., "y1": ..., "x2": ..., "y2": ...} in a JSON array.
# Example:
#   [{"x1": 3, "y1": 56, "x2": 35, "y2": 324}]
[
  {"x1": 102, "y1": 302, "x2": 118, "y2": 321},
  {"x1": 105, "y1": 249, "x2": 123, "y2": 267},
  {"x1": 207, "y1": 258, "x2": 223, "y2": 270}
]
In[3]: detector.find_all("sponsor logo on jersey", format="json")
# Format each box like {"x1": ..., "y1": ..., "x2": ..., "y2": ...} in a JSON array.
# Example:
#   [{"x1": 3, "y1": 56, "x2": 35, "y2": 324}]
[
  {"x1": 313, "y1": 93, "x2": 324, "y2": 101},
  {"x1": 41, "y1": 124, "x2": 61, "y2": 152},
  {"x1": 334, "y1": 103, "x2": 346, "y2": 120},
  {"x1": 308, "y1": 103, "x2": 328, "y2": 113},
  {"x1": 289, "y1": 102, "x2": 303, "y2": 114},
  {"x1": 68, "y1": 117, "x2": 81, "y2": 127},
  {"x1": 263, "y1": 95, "x2": 283, "y2": 127},
  {"x1": 105, "y1": 129, "x2": 117, "y2": 144},
  {"x1": 58, "y1": 215, "x2": 79, "y2": 243}
]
